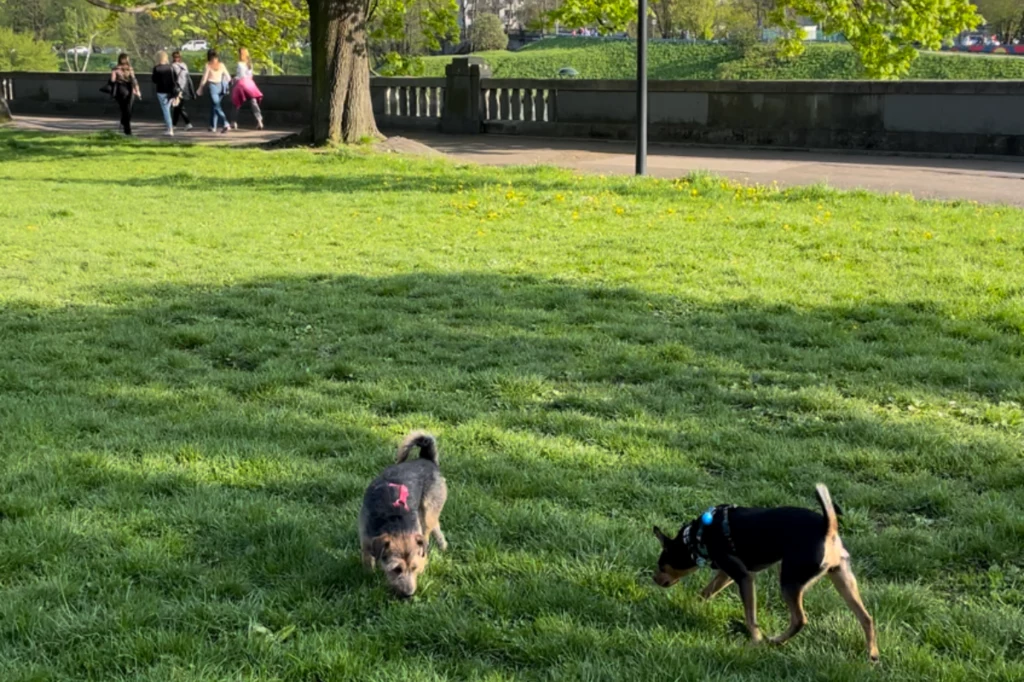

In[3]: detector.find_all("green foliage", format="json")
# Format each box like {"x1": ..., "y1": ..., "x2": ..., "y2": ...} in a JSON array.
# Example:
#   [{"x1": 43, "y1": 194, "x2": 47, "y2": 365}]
[
  {"x1": 421, "y1": 37, "x2": 1024, "y2": 80},
  {"x1": 149, "y1": 0, "x2": 304, "y2": 72},
  {"x1": 368, "y1": 0, "x2": 459, "y2": 65},
  {"x1": 0, "y1": 25, "x2": 58, "y2": 71},
  {"x1": 469, "y1": 13, "x2": 509, "y2": 51},
  {"x1": 676, "y1": 0, "x2": 720, "y2": 40},
  {"x1": 2, "y1": 127, "x2": 1024, "y2": 680},
  {"x1": 772, "y1": 0, "x2": 982, "y2": 79},
  {"x1": 376, "y1": 51, "x2": 426, "y2": 76},
  {"x1": 544, "y1": 0, "x2": 636, "y2": 33}
]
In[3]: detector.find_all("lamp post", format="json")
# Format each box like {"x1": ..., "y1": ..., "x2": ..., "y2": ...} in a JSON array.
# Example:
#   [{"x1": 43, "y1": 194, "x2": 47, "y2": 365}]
[{"x1": 636, "y1": 0, "x2": 648, "y2": 175}]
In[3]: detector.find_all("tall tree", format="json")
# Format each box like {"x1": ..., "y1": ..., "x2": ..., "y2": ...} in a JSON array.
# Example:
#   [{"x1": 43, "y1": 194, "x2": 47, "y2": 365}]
[
  {"x1": 974, "y1": 0, "x2": 1024, "y2": 43},
  {"x1": 61, "y1": 2, "x2": 117, "y2": 71}
]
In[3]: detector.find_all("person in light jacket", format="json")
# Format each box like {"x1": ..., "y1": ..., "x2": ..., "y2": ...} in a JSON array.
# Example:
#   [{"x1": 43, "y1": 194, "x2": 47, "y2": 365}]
[
  {"x1": 231, "y1": 47, "x2": 264, "y2": 130},
  {"x1": 170, "y1": 50, "x2": 196, "y2": 131}
]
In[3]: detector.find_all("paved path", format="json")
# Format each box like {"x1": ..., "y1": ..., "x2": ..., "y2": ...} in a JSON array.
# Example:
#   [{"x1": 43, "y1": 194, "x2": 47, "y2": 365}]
[
  {"x1": 13, "y1": 115, "x2": 1024, "y2": 205},
  {"x1": 13, "y1": 114, "x2": 290, "y2": 146}
]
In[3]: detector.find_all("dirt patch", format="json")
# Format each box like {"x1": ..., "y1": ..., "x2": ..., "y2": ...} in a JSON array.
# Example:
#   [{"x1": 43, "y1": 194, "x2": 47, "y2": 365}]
[{"x1": 376, "y1": 136, "x2": 446, "y2": 158}]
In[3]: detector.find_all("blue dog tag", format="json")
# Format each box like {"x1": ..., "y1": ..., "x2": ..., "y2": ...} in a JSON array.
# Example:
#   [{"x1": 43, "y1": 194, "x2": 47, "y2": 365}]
[{"x1": 701, "y1": 510, "x2": 714, "y2": 525}]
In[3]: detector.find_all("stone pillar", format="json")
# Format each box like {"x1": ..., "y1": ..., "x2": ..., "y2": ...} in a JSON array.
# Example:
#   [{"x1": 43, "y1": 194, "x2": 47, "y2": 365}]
[{"x1": 441, "y1": 57, "x2": 491, "y2": 134}]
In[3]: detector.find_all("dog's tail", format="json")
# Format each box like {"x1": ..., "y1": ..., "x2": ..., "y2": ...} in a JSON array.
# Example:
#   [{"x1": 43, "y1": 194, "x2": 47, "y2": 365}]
[
  {"x1": 396, "y1": 431, "x2": 438, "y2": 466},
  {"x1": 815, "y1": 483, "x2": 839, "y2": 538}
]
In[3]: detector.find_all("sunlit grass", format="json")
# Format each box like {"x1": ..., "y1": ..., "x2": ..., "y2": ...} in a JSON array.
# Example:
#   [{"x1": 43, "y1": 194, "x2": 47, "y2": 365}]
[{"x1": 1, "y1": 129, "x2": 1023, "y2": 681}]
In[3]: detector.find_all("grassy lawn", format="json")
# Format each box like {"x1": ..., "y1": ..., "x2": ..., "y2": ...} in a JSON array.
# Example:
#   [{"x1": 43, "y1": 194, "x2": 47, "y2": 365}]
[
  {"x1": 420, "y1": 38, "x2": 1024, "y2": 80},
  {"x1": 1, "y1": 129, "x2": 1023, "y2": 681}
]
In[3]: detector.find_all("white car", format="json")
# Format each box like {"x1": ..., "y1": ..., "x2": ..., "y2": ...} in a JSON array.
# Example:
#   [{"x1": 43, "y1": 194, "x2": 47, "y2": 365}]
[
  {"x1": 181, "y1": 40, "x2": 209, "y2": 52},
  {"x1": 66, "y1": 45, "x2": 91, "y2": 56}
]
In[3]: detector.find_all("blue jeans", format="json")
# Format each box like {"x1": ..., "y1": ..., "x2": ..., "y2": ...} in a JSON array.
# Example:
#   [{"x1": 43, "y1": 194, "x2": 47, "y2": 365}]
[
  {"x1": 156, "y1": 92, "x2": 173, "y2": 129},
  {"x1": 208, "y1": 83, "x2": 227, "y2": 129}
]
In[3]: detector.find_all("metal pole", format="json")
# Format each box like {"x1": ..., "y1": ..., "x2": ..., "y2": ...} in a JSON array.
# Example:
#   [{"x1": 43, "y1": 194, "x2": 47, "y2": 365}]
[{"x1": 636, "y1": 0, "x2": 648, "y2": 175}]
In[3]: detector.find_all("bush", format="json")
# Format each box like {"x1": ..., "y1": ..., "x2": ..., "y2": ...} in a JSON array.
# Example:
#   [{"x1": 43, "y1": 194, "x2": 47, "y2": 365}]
[
  {"x1": 0, "y1": 27, "x2": 58, "y2": 72},
  {"x1": 470, "y1": 14, "x2": 508, "y2": 52}
]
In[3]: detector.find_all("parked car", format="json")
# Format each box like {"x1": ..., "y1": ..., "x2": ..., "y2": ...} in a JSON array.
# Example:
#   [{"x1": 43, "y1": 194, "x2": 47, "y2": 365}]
[
  {"x1": 65, "y1": 45, "x2": 91, "y2": 57},
  {"x1": 181, "y1": 39, "x2": 209, "y2": 52}
]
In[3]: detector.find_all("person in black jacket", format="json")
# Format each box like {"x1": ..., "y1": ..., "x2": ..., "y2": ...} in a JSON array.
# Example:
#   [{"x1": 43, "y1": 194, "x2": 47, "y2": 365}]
[
  {"x1": 108, "y1": 53, "x2": 140, "y2": 136},
  {"x1": 170, "y1": 51, "x2": 196, "y2": 131},
  {"x1": 151, "y1": 51, "x2": 177, "y2": 137}
]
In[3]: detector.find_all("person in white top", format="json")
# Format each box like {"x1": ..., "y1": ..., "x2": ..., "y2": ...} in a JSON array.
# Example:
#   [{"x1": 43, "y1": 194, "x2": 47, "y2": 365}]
[
  {"x1": 230, "y1": 47, "x2": 264, "y2": 130},
  {"x1": 196, "y1": 49, "x2": 231, "y2": 133}
]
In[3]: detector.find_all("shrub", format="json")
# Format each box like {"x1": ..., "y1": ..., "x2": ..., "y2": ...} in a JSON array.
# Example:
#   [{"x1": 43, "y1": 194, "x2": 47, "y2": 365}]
[
  {"x1": 0, "y1": 27, "x2": 58, "y2": 72},
  {"x1": 470, "y1": 14, "x2": 508, "y2": 52}
]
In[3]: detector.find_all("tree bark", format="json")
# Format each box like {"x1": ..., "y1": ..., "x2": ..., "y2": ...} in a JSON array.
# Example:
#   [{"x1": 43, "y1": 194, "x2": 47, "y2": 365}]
[
  {"x1": 0, "y1": 97, "x2": 12, "y2": 125},
  {"x1": 308, "y1": 0, "x2": 382, "y2": 145}
]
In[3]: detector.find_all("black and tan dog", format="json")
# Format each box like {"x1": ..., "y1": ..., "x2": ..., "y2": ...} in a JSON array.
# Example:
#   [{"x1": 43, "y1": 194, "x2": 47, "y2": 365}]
[
  {"x1": 359, "y1": 431, "x2": 448, "y2": 597},
  {"x1": 653, "y1": 484, "x2": 878, "y2": 661}
]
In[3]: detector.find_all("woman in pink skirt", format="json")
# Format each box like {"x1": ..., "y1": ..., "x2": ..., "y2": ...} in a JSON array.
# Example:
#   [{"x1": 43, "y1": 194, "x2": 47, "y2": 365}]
[{"x1": 231, "y1": 47, "x2": 264, "y2": 130}]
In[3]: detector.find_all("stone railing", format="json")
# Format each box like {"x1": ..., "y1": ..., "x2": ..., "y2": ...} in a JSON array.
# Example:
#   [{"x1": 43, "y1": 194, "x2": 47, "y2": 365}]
[
  {"x1": 3, "y1": 63, "x2": 1024, "y2": 155},
  {"x1": 371, "y1": 77, "x2": 445, "y2": 130}
]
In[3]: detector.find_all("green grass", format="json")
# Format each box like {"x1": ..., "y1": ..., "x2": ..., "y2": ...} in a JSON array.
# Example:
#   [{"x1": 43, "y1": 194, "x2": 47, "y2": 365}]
[
  {"x1": 1, "y1": 129, "x2": 1024, "y2": 681},
  {"x1": 421, "y1": 38, "x2": 1024, "y2": 80}
]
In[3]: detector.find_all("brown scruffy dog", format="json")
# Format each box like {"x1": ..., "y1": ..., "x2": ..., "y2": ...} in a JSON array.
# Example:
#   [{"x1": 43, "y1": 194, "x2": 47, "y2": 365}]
[{"x1": 359, "y1": 431, "x2": 448, "y2": 597}]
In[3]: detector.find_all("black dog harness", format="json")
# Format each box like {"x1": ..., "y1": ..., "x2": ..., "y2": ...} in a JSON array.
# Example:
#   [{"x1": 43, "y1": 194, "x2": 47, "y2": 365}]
[{"x1": 681, "y1": 505, "x2": 737, "y2": 568}]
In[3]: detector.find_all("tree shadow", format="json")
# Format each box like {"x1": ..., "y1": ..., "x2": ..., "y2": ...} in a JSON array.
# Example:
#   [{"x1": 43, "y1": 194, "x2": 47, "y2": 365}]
[{"x1": 1, "y1": 272, "x2": 1020, "y2": 678}]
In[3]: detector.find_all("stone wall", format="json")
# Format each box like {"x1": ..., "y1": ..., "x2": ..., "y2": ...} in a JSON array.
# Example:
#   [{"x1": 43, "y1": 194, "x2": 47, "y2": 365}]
[{"x1": 3, "y1": 67, "x2": 1023, "y2": 155}]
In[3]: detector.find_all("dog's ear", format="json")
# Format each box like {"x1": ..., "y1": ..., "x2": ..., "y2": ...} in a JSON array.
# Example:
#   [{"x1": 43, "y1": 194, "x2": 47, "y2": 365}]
[
  {"x1": 653, "y1": 526, "x2": 669, "y2": 545},
  {"x1": 414, "y1": 534, "x2": 426, "y2": 556},
  {"x1": 371, "y1": 536, "x2": 391, "y2": 559}
]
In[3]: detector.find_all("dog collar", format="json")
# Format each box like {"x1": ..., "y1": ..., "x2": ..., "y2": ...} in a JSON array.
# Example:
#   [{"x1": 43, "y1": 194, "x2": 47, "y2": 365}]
[{"x1": 682, "y1": 505, "x2": 737, "y2": 567}]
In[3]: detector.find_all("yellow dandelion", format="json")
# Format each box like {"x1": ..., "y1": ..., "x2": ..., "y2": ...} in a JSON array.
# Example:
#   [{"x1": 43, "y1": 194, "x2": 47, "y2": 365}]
[
  {"x1": 923, "y1": 231, "x2": 934, "y2": 239},
  {"x1": 555, "y1": 194, "x2": 565, "y2": 202},
  {"x1": 615, "y1": 206, "x2": 625, "y2": 215},
  {"x1": 487, "y1": 211, "x2": 499, "y2": 220},
  {"x1": 571, "y1": 211, "x2": 580, "y2": 220},
  {"x1": 690, "y1": 189, "x2": 699, "y2": 197}
]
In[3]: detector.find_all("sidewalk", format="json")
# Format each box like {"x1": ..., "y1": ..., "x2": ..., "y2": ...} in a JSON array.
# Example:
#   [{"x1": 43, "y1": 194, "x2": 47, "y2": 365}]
[
  {"x1": 12, "y1": 115, "x2": 289, "y2": 146},
  {"x1": 12, "y1": 115, "x2": 1024, "y2": 205}
]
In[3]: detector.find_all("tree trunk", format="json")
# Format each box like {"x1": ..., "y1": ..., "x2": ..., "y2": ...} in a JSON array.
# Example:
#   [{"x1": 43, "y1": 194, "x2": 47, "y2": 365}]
[
  {"x1": 307, "y1": 0, "x2": 382, "y2": 145},
  {"x1": 0, "y1": 97, "x2": 12, "y2": 125}
]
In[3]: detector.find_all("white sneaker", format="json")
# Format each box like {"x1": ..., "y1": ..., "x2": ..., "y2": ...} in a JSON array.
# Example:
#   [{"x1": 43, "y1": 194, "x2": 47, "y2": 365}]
[
  {"x1": 165, "y1": 128, "x2": 174, "y2": 137},
  {"x1": 209, "y1": 127, "x2": 216, "y2": 133},
  {"x1": 184, "y1": 124, "x2": 193, "y2": 131},
  {"x1": 232, "y1": 122, "x2": 239, "y2": 130}
]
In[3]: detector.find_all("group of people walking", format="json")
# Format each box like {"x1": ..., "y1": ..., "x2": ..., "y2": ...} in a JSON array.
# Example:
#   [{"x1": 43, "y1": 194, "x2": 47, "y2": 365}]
[{"x1": 106, "y1": 48, "x2": 264, "y2": 137}]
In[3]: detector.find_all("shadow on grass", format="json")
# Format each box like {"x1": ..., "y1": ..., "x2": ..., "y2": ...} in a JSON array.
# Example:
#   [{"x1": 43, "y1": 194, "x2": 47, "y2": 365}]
[{"x1": 1, "y1": 272, "x2": 1022, "y2": 679}]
